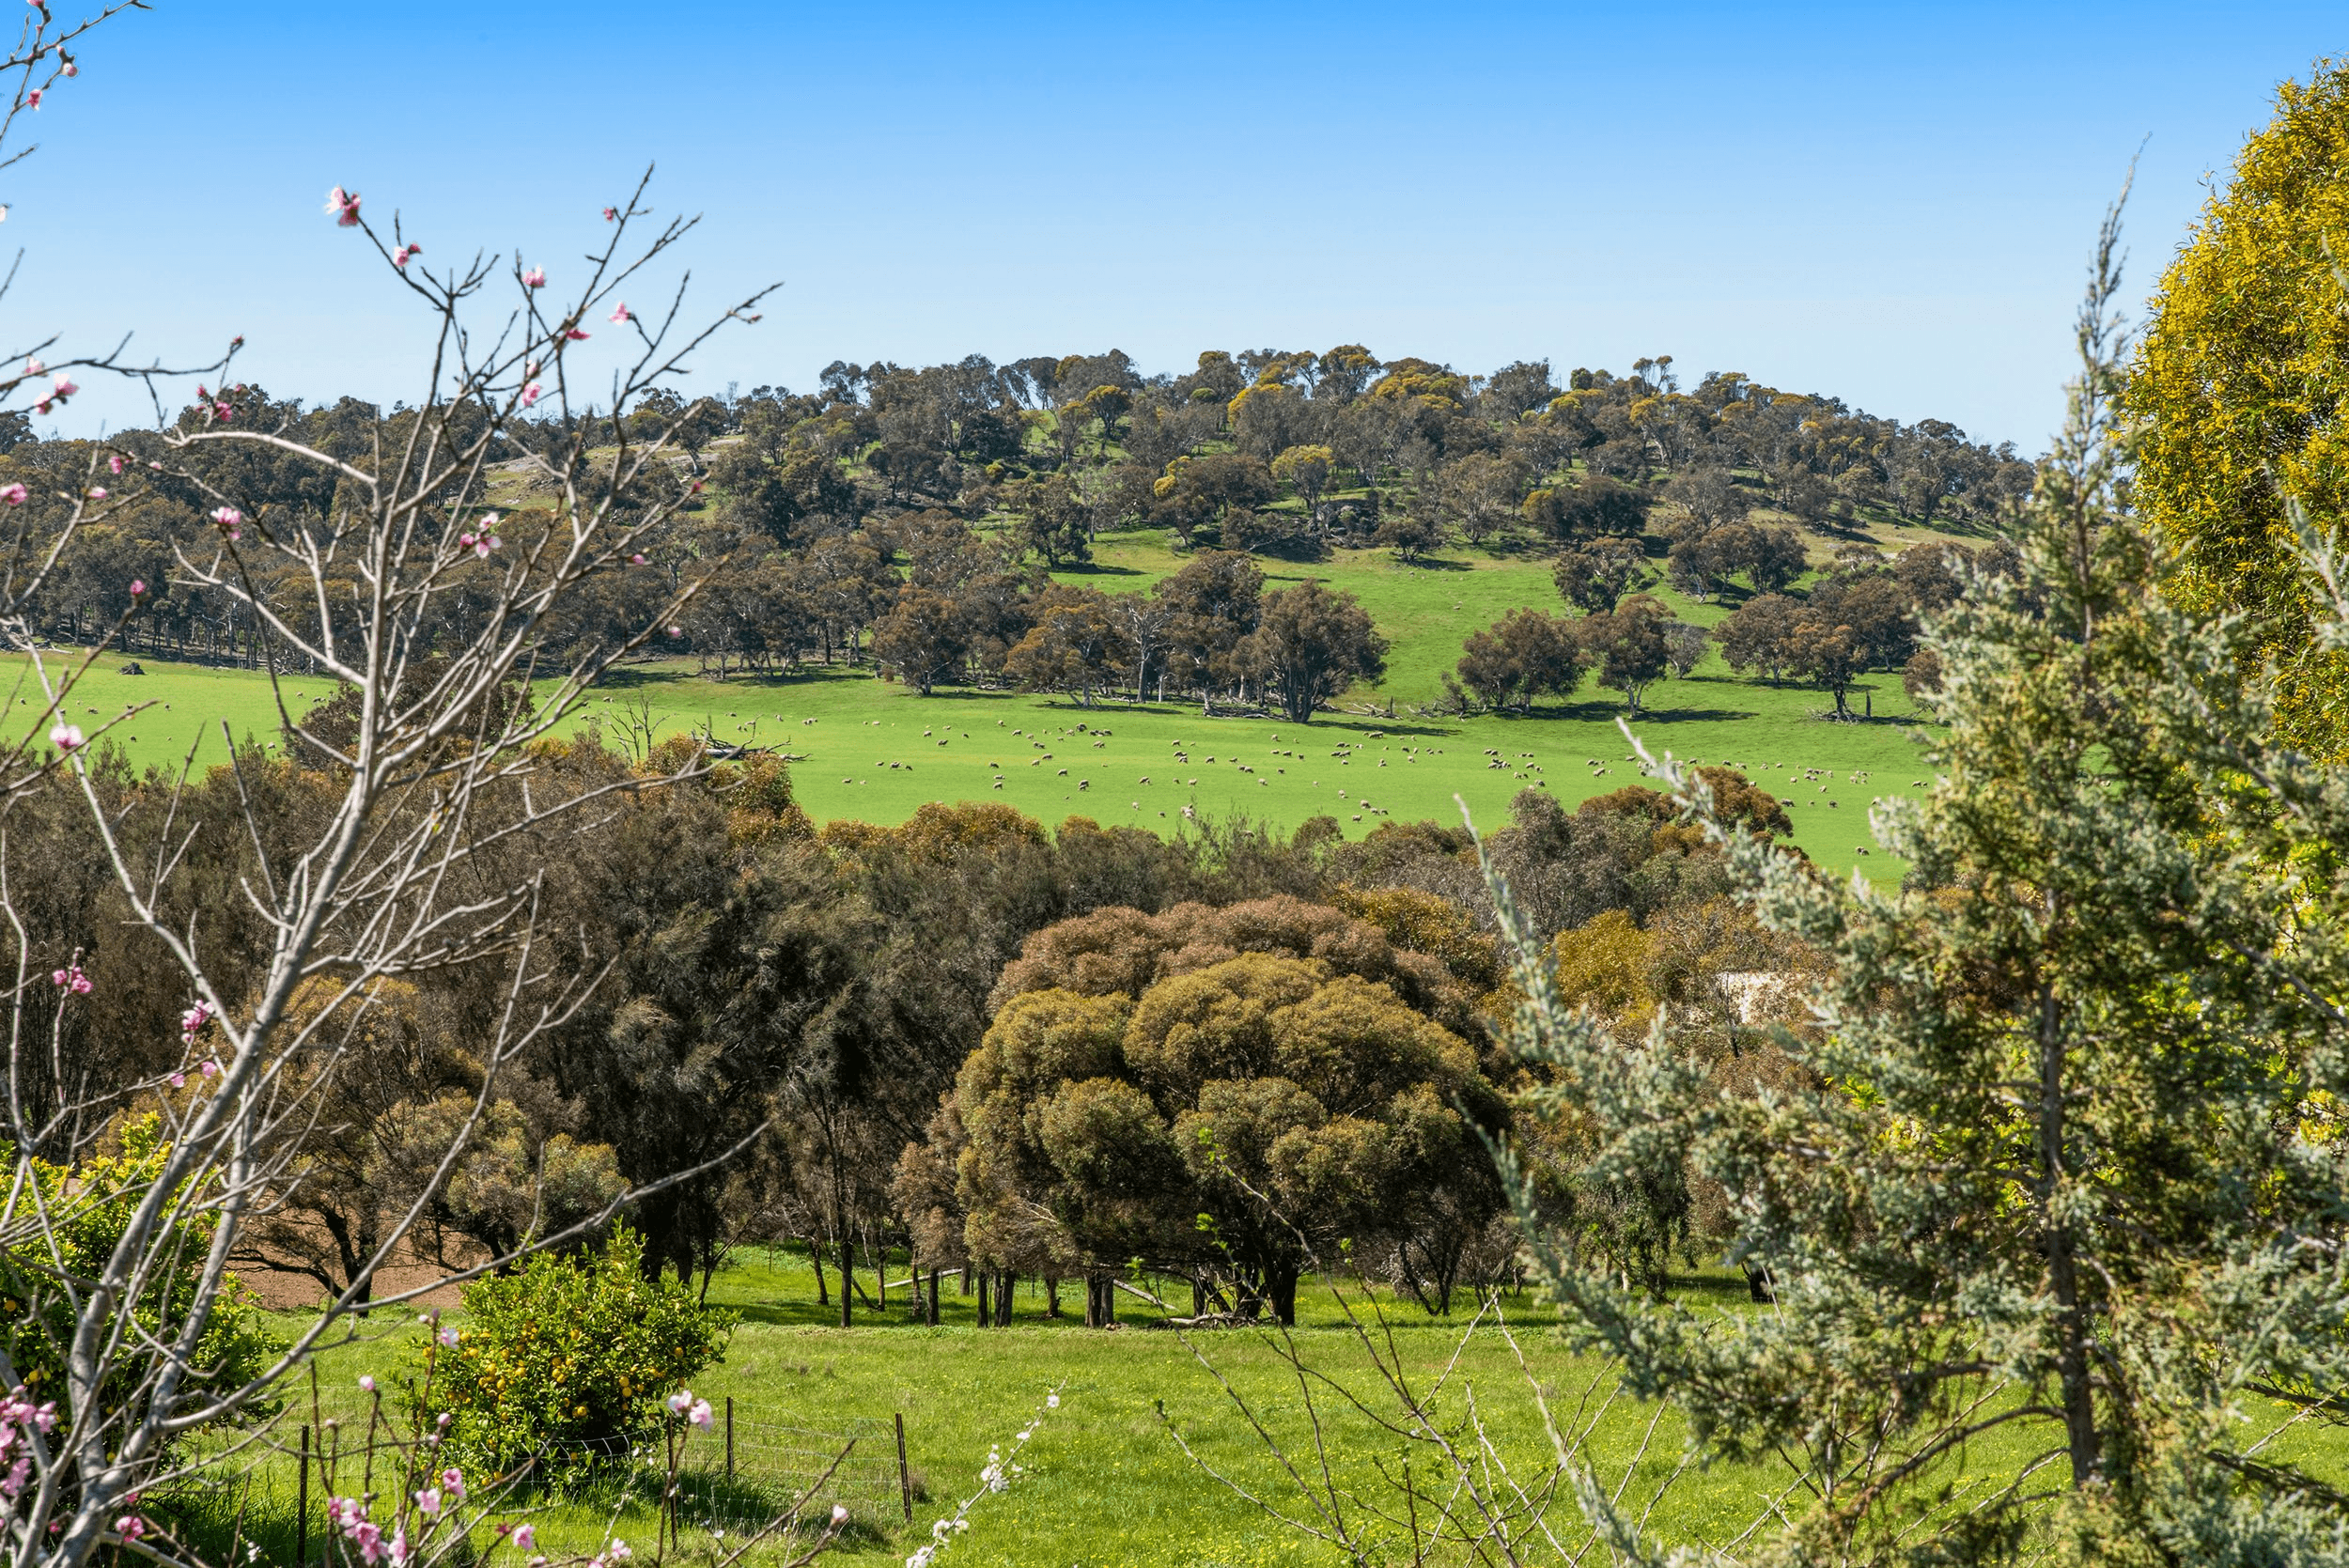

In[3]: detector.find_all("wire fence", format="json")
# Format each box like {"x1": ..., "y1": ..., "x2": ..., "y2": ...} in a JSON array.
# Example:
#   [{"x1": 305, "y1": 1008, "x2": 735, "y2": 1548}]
[{"x1": 164, "y1": 1398, "x2": 912, "y2": 1562}]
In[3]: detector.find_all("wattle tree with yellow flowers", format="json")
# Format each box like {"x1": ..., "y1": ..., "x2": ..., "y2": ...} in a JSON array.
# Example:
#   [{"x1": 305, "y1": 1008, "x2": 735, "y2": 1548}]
[{"x1": 2129, "y1": 56, "x2": 2349, "y2": 756}]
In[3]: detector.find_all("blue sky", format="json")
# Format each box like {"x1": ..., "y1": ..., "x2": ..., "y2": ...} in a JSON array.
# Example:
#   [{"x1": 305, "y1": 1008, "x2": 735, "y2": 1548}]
[{"x1": 8, "y1": 2, "x2": 2341, "y2": 450}]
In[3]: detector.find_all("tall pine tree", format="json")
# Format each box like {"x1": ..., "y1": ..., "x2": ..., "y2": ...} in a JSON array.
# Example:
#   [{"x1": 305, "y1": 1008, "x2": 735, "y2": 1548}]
[{"x1": 1487, "y1": 203, "x2": 2349, "y2": 1564}]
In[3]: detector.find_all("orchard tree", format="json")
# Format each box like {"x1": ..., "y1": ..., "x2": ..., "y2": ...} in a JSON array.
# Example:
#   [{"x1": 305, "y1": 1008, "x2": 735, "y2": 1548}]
[{"x1": 1245, "y1": 579, "x2": 1388, "y2": 723}]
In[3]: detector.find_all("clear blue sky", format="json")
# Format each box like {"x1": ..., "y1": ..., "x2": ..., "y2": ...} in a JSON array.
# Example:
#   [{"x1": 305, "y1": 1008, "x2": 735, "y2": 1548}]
[{"x1": 8, "y1": 2, "x2": 2341, "y2": 451}]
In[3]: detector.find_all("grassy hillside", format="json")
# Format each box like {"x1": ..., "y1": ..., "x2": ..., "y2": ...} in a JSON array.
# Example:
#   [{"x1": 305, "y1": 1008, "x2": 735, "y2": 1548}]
[{"x1": 7, "y1": 530, "x2": 1937, "y2": 880}]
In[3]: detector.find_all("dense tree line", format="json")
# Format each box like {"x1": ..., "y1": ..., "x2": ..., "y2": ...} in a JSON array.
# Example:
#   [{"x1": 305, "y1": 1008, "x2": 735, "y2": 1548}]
[
  {"x1": 5, "y1": 345, "x2": 2029, "y2": 724},
  {"x1": 16, "y1": 709, "x2": 1801, "y2": 1318}
]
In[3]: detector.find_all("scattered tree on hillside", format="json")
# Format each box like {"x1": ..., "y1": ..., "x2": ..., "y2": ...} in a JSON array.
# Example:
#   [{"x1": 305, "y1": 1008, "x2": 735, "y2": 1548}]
[{"x1": 1245, "y1": 580, "x2": 1389, "y2": 724}]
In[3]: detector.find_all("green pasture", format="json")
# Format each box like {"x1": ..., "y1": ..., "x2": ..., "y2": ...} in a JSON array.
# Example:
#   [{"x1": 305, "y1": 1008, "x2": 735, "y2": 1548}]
[
  {"x1": 173, "y1": 1250, "x2": 2349, "y2": 1568},
  {"x1": 6, "y1": 532, "x2": 1937, "y2": 880}
]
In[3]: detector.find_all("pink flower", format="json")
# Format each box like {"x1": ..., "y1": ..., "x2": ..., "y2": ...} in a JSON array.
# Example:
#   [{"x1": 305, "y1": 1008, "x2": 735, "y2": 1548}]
[
  {"x1": 565, "y1": 327, "x2": 590, "y2": 341},
  {"x1": 394, "y1": 243, "x2": 420, "y2": 270},
  {"x1": 25, "y1": 88, "x2": 40, "y2": 110},
  {"x1": 351, "y1": 1520, "x2": 383, "y2": 1563},
  {"x1": 665, "y1": 625, "x2": 683, "y2": 639},
  {"x1": 22, "y1": 359, "x2": 41, "y2": 377},
  {"x1": 199, "y1": 1059, "x2": 219, "y2": 1079},
  {"x1": 441, "y1": 1467, "x2": 465, "y2": 1500},
  {"x1": 523, "y1": 359, "x2": 540, "y2": 379},
  {"x1": 388, "y1": 1529, "x2": 411, "y2": 1567},
  {"x1": 59, "y1": 57, "x2": 74, "y2": 77},
  {"x1": 326, "y1": 186, "x2": 362, "y2": 226},
  {"x1": 602, "y1": 206, "x2": 618, "y2": 222},
  {"x1": 358, "y1": 1375, "x2": 376, "y2": 1393},
  {"x1": 665, "y1": 1391, "x2": 693, "y2": 1416},
  {"x1": 609, "y1": 302, "x2": 631, "y2": 325},
  {"x1": 509, "y1": 1526, "x2": 536, "y2": 1552},
  {"x1": 210, "y1": 505, "x2": 242, "y2": 539},
  {"x1": 630, "y1": 552, "x2": 647, "y2": 566},
  {"x1": 607, "y1": 1541, "x2": 631, "y2": 1561},
  {"x1": 520, "y1": 382, "x2": 542, "y2": 408},
  {"x1": 180, "y1": 1001, "x2": 210, "y2": 1037},
  {"x1": 521, "y1": 266, "x2": 545, "y2": 288},
  {"x1": 0, "y1": 484, "x2": 26, "y2": 505},
  {"x1": 47, "y1": 723, "x2": 80, "y2": 752},
  {"x1": 113, "y1": 1516, "x2": 144, "y2": 1542},
  {"x1": 167, "y1": 1072, "x2": 184, "y2": 1088},
  {"x1": 129, "y1": 578, "x2": 144, "y2": 597},
  {"x1": 51, "y1": 373, "x2": 75, "y2": 398},
  {"x1": 215, "y1": 402, "x2": 234, "y2": 422},
  {"x1": 437, "y1": 1327, "x2": 459, "y2": 1347},
  {"x1": 107, "y1": 454, "x2": 123, "y2": 474},
  {"x1": 88, "y1": 486, "x2": 107, "y2": 499},
  {"x1": 52, "y1": 965, "x2": 91, "y2": 994},
  {"x1": 688, "y1": 1399, "x2": 713, "y2": 1431},
  {"x1": 31, "y1": 399, "x2": 48, "y2": 415},
  {"x1": 413, "y1": 1488, "x2": 442, "y2": 1517}
]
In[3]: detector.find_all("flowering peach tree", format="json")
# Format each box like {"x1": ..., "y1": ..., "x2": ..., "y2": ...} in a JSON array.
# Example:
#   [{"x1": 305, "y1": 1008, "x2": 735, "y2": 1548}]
[{"x1": 0, "y1": 8, "x2": 790, "y2": 1567}]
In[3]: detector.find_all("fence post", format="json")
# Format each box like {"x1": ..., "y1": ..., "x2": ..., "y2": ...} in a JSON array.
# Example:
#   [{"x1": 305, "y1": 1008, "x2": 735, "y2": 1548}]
[
  {"x1": 296, "y1": 1424, "x2": 310, "y2": 1568},
  {"x1": 725, "y1": 1396, "x2": 735, "y2": 1482},
  {"x1": 894, "y1": 1412, "x2": 911, "y2": 1525}
]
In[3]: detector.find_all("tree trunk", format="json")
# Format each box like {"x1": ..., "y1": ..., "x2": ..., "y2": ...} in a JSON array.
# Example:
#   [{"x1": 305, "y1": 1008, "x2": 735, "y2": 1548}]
[
  {"x1": 994, "y1": 1271, "x2": 1014, "y2": 1327},
  {"x1": 976, "y1": 1269, "x2": 990, "y2": 1328},
  {"x1": 1045, "y1": 1276, "x2": 1061, "y2": 1318},
  {"x1": 1269, "y1": 1263, "x2": 1300, "y2": 1327},
  {"x1": 926, "y1": 1267, "x2": 941, "y2": 1327},
  {"x1": 837, "y1": 1229, "x2": 853, "y2": 1328},
  {"x1": 810, "y1": 1233, "x2": 829, "y2": 1307}
]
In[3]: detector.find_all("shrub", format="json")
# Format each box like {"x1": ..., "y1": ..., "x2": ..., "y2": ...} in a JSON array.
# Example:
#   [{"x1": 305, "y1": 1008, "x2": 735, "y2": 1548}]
[
  {"x1": 423, "y1": 1227, "x2": 733, "y2": 1483},
  {"x1": 2, "y1": 1115, "x2": 276, "y2": 1423}
]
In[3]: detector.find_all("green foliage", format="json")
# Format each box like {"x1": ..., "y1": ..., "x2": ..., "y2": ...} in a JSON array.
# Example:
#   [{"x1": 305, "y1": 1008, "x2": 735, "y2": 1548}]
[
  {"x1": 427, "y1": 1227, "x2": 735, "y2": 1482},
  {"x1": 1489, "y1": 212, "x2": 2349, "y2": 1562},
  {"x1": 2, "y1": 1115, "x2": 276, "y2": 1419},
  {"x1": 2129, "y1": 55, "x2": 2349, "y2": 758}
]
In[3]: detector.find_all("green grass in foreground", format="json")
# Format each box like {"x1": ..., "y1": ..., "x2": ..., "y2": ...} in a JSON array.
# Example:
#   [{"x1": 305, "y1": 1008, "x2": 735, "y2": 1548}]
[
  {"x1": 8, "y1": 536, "x2": 1934, "y2": 881},
  {"x1": 174, "y1": 1250, "x2": 2349, "y2": 1567}
]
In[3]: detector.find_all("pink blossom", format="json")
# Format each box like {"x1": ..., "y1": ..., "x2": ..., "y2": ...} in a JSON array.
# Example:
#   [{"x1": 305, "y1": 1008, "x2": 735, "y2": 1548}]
[
  {"x1": 358, "y1": 1375, "x2": 376, "y2": 1393},
  {"x1": 129, "y1": 578, "x2": 144, "y2": 597},
  {"x1": 437, "y1": 1327, "x2": 459, "y2": 1347},
  {"x1": 607, "y1": 1541, "x2": 631, "y2": 1561},
  {"x1": 351, "y1": 1520, "x2": 383, "y2": 1564},
  {"x1": 523, "y1": 359, "x2": 540, "y2": 379},
  {"x1": 59, "y1": 57, "x2": 73, "y2": 77},
  {"x1": 830, "y1": 1504, "x2": 848, "y2": 1526},
  {"x1": 46, "y1": 724, "x2": 80, "y2": 753},
  {"x1": 509, "y1": 1525, "x2": 536, "y2": 1552},
  {"x1": 688, "y1": 1399, "x2": 713, "y2": 1431},
  {"x1": 210, "y1": 505, "x2": 243, "y2": 540},
  {"x1": 215, "y1": 402, "x2": 234, "y2": 422},
  {"x1": 519, "y1": 382, "x2": 543, "y2": 408},
  {"x1": 665, "y1": 625, "x2": 683, "y2": 639},
  {"x1": 167, "y1": 1072, "x2": 184, "y2": 1088},
  {"x1": 51, "y1": 373, "x2": 75, "y2": 398},
  {"x1": 521, "y1": 266, "x2": 545, "y2": 288},
  {"x1": 565, "y1": 327, "x2": 590, "y2": 341},
  {"x1": 107, "y1": 454, "x2": 123, "y2": 474},
  {"x1": 113, "y1": 1516, "x2": 144, "y2": 1542},
  {"x1": 88, "y1": 486, "x2": 107, "y2": 499},
  {"x1": 200, "y1": 1059, "x2": 220, "y2": 1079},
  {"x1": 326, "y1": 186, "x2": 362, "y2": 226},
  {"x1": 31, "y1": 398, "x2": 49, "y2": 415},
  {"x1": 0, "y1": 484, "x2": 26, "y2": 506},
  {"x1": 630, "y1": 552, "x2": 647, "y2": 566},
  {"x1": 388, "y1": 1529, "x2": 411, "y2": 1567},
  {"x1": 180, "y1": 1001, "x2": 210, "y2": 1037},
  {"x1": 666, "y1": 1391, "x2": 693, "y2": 1416},
  {"x1": 23, "y1": 358, "x2": 41, "y2": 377},
  {"x1": 609, "y1": 302, "x2": 631, "y2": 325},
  {"x1": 602, "y1": 206, "x2": 618, "y2": 222},
  {"x1": 413, "y1": 1488, "x2": 442, "y2": 1517},
  {"x1": 26, "y1": 88, "x2": 40, "y2": 110},
  {"x1": 394, "y1": 243, "x2": 420, "y2": 270}
]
